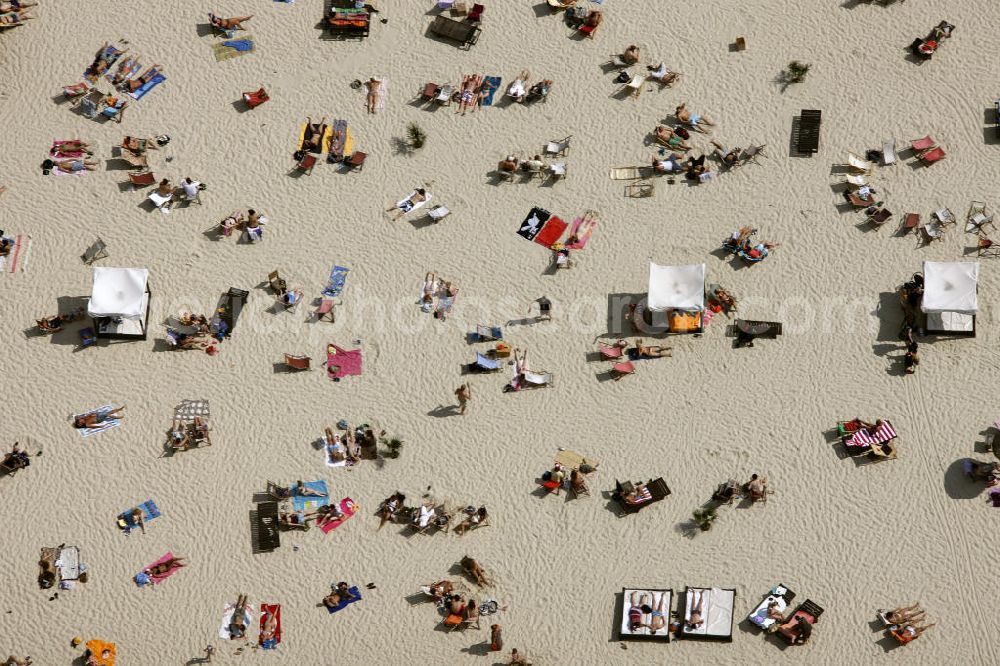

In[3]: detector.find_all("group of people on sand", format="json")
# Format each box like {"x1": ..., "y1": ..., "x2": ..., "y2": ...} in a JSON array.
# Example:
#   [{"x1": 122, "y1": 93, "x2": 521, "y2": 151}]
[
  {"x1": 323, "y1": 423, "x2": 381, "y2": 465},
  {"x1": 542, "y1": 462, "x2": 591, "y2": 496},
  {"x1": 168, "y1": 416, "x2": 209, "y2": 451},
  {"x1": 42, "y1": 140, "x2": 98, "y2": 174},
  {"x1": 1, "y1": 1, "x2": 36, "y2": 26},
  {"x1": 505, "y1": 70, "x2": 553, "y2": 104},
  {"x1": 219, "y1": 208, "x2": 265, "y2": 240},
  {"x1": 714, "y1": 474, "x2": 769, "y2": 503},
  {"x1": 419, "y1": 272, "x2": 459, "y2": 320},
  {"x1": 627, "y1": 590, "x2": 672, "y2": 634},
  {"x1": 166, "y1": 311, "x2": 219, "y2": 352}
]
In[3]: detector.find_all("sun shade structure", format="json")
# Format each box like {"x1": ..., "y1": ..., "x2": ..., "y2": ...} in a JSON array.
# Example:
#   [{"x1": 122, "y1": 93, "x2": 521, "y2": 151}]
[
  {"x1": 87, "y1": 267, "x2": 151, "y2": 339},
  {"x1": 648, "y1": 263, "x2": 705, "y2": 311},
  {"x1": 921, "y1": 261, "x2": 978, "y2": 335}
]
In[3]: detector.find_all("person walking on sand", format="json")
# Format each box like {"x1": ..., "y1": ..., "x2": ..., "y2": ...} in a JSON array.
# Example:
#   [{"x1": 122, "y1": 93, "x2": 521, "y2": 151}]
[{"x1": 455, "y1": 383, "x2": 472, "y2": 415}]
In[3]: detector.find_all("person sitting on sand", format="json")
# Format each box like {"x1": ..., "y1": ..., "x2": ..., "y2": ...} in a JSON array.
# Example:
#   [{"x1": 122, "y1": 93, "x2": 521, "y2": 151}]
[
  {"x1": 302, "y1": 117, "x2": 328, "y2": 151},
  {"x1": 509, "y1": 649, "x2": 529, "y2": 666},
  {"x1": 461, "y1": 556, "x2": 489, "y2": 587},
  {"x1": 508, "y1": 70, "x2": 530, "y2": 103},
  {"x1": 144, "y1": 555, "x2": 186, "y2": 577},
  {"x1": 745, "y1": 474, "x2": 768, "y2": 502},
  {"x1": 42, "y1": 158, "x2": 98, "y2": 174},
  {"x1": 365, "y1": 77, "x2": 381, "y2": 114},
  {"x1": 621, "y1": 44, "x2": 640, "y2": 65},
  {"x1": 499, "y1": 155, "x2": 520, "y2": 173},
  {"x1": 446, "y1": 593, "x2": 466, "y2": 616},
  {"x1": 654, "y1": 125, "x2": 691, "y2": 151},
  {"x1": 685, "y1": 154, "x2": 708, "y2": 180},
  {"x1": 711, "y1": 140, "x2": 742, "y2": 168},
  {"x1": 570, "y1": 470, "x2": 588, "y2": 495},
  {"x1": 209, "y1": 13, "x2": 252, "y2": 31},
  {"x1": 378, "y1": 492, "x2": 406, "y2": 528},
  {"x1": 74, "y1": 406, "x2": 126, "y2": 429},
  {"x1": 527, "y1": 79, "x2": 553, "y2": 101},
  {"x1": 323, "y1": 582, "x2": 357, "y2": 609},
  {"x1": 311, "y1": 503, "x2": 345, "y2": 527},
  {"x1": 125, "y1": 65, "x2": 162, "y2": 92},
  {"x1": 675, "y1": 102, "x2": 714, "y2": 132},
  {"x1": 635, "y1": 339, "x2": 671, "y2": 358},
  {"x1": 647, "y1": 62, "x2": 680, "y2": 86},
  {"x1": 652, "y1": 153, "x2": 685, "y2": 174}
]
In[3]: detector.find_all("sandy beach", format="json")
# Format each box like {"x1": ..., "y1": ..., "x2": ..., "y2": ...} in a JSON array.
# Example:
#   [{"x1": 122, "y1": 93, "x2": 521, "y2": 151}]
[{"x1": 1, "y1": 1, "x2": 999, "y2": 664}]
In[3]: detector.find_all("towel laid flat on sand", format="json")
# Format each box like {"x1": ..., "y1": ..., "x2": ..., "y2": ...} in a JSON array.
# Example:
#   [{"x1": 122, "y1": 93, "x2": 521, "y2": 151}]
[
  {"x1": 137, "y1": 551, "x2": 182, "y2": 586},
  {"x1": 55, "y1": 546, "x2": 80, "y2": 581},
  {"x1": 326, "y1": 344, "x2": 362, "y2": 380},
  {"x1": 292, "y1": 480, "x2": 329, "y2": 513},
  {"x1": 0, "y1": 234, "x2": 30, "y2": 273},
  {"x1": 73, "y1": 405, "x2": 122, "y2": 437},
  {"x1": 323, "y1": 265, "x2": 350, "y2": 297},
  {"x1": 219, "y1": 601, "x2": 256, "y2": 639},
  {"x1": 128, "y1": 73, "x2": 166, "y2": 101},
  {"x1": 319, "y1": 497, "x2": 358, "y2": 533},
  {"x1": 213, "y1": 35, "x2": 256, "y2": 61},
  {"x1": 327, "y1": 586, "x2": 362, "y2": 613},
  {"x1": 480, "y1": 76, "x2": 501, "y2": 106},
  {"x1": 118, "y1": 499, "x2": 161, "y2": 530},
  {"x1": 259, "y1": 603, "x2": 281, "y2": 649}
]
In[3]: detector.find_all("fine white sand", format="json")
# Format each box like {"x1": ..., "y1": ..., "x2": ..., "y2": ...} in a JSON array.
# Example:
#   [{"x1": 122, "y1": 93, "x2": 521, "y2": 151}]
[{"x1": 1, "y1": 1, "x2": 999, "y2": 663}]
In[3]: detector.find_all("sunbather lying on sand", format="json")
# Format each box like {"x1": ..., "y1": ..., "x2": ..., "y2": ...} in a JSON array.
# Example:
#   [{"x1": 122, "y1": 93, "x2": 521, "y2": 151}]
[
  {"x1": 386, "y1": 189, "x2": 427, "y2": 220},
  {"x1": 420, "y1": 272, "x2": 439, "y2": 312},
  {"x1": 654, "y1": 125, "x2": 691, "y2": 151},
  {"x1": 711, "y1": 140, "x2": 742, "y2": 167},
  {"x1": 209, "y1": 13, "x2": 252, "y2": 30},
  {"x1": 42, "y1": 158, "x2": 98, "y2": 174},
  {"x1": 323, "y1": 582, "x2": 357, "y2": 609},
  {"x1": 108, "y1": 57, "x2": 138, "y2": 86},
  {"x1": 635, "y1": 339, "x2": 671, "y2": 358},
  {"x1": 125, "y1": 65, "x2": 162, "y2": 92},
  {"x1": 884, "y1": 604, "x2": 924, "y2": 625},
  {"x1": 229, "y1": 594, "x2": 250, "y2": 638},
  {"x1": 455, "y1": 506, "x2": 488, "y2": 534},
  {"x1": 675, "y1": 103, "x2": 714, "y2": 132},
  {"x1": 461, "y1": 556, "x2": 489, "y2": 587},
  {"x1": 51, "y1": 140, "x2": 94, "y2": 155},
  {"x1": 425, "y1": 580, "x2": 453, "y2": 599},
  {"x1": 365, "y1": 77, "x2": 382, "y2": 114},
  {"x1": 74, "y1": 406, "x2": 126, "y2": 428},
  {"x1": 302, "y1": 117, "x2": 328, "y2": 151},
  {"x1": 144, "y1": 555, "x2": 186, "y2": 577}
]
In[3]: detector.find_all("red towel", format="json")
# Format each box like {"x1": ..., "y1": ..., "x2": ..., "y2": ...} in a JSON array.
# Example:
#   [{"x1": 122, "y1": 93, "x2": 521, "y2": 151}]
[
  {"x1": 326, "y1": 344, "x2": 362, "y2": 379},
  {"x1": 259, "y1": 603, "x2": 281, "y2": 649}
]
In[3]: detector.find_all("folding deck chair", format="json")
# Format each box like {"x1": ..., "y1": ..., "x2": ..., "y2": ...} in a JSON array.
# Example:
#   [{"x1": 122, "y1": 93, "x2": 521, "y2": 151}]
[
  {"x1": 545, "y1": 136, "x2": 571, "y2": 157},
  {"x1": 599, "y1": 340, "x2": 626, "y2": 360},
  {"x1": 470, "y1": 325, "x2": 502, "y2": 342},
  {"x1": 848, "y1": 192, "x2": 878, "y2": 207},
  {"x1": 284, "y1": 354, "x2": 312, "y2": 371},
  {"x1": 129, "y1": 171, "x2": 156, "y2": 188},
  {"x1": 427, "y1": 204, "x2": 451, "y2": 222},
  {"x1": 882, "y1": 139, "x2": 897, "y2": 165},
  {"x1": 843, "y1": 174, "x2": 868, "y2": 189},
  {"x1": 242, "y1": 88, "x2": 269, "y2": 109},
  {"x1": 79, "y1": 89, "x2": 105, "y2": 119},
  {"x1": 977, "y1": 237, "x2": 1000, "y2": 257},
  {"x1": 296, "y1": 153, "x2": 318, "y2": 175},
  {"x1": 902, "y1": 213, "x2": 921, "y2": 234},
  {"x1": 623, "y1": 74, "x2": 646, "y2": 98},
  {"x1": 741, "y1": 144, "x2": 767, "y2": 165},
  {"x1": 471, "y1": 352, "x2": 500, "y2": 372},
  {"x1": 468, "y1": 3, "x2": 484, "y2": 22},
  {"x1": 611, "y1": 361, "x2": 635, "y2": 380},
  {"x1": 918, "y1": 146, "x2": 946, "y2": 164},
  {"x1": 82, "y1": 238, "x2": 109, "y2": 264},
  {"x1": 846, "y1": 152, "x2": 873, "y2": 173},
  {"x1": 934, "y1": 208, "x2": 956, "y2": 227},
  {"x1": 420, "y1": 82, "x2": 441, "y2": 101},
  {"x1": 911, "y1": 135, "x2": 937, "y2": 154},
  {"x1": 314, "y1": 299, "x2": 337, "y2": 322},
  {"x1": 345, "y1": 151, "x2": 367, "y2": 171},
  {"x1": 267, "y1": 270, "x2": 287, "y2": 294},
  {"x1": 966, "y1": 201, "x2": 994, "y2": 234}
]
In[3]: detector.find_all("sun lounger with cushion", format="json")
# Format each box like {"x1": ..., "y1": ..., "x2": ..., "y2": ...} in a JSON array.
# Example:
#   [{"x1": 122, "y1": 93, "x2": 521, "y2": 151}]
[
  {"x1": 777, "y1": 599, "x2": 824, "y2": 645},
  {"x1": 680, "y1": 587, "x2": 736, "y2": 641},
  {"x1": 428, "y1": 14, "x2": 481, "y2": 49},
  {"x1": 615, "y1": 477, "x2": 670, "y2": 515},
  {"x1": 620, "y1": 588, "x2": 673, "y2": 641},
  {"x1": 748, "y1": 584, "x2": 796, "y2": 630}
]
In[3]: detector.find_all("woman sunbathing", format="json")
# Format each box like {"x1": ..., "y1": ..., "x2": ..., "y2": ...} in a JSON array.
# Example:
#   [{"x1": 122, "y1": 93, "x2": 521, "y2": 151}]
[
  {"x1": 310, "y1": 503, "x2": 344, "y2": 527},
  {"x1": 108, "y1": 57, "x2": 138, "y2": 86},
  {"x1": 654, "y1": 126, "x2": 691, "y2": 151},
  {"x1": 424, "y1": 581, "x2": 454, "y2": 600},
  {"x1": 635, "y1": 339, "x2": 671, "y2": 358},
  {"x1": 455, "y1": 506, "x2": 488, "y2": 534},
  {"x1": 627, "y1": 591, "x2": 651, "y2": 631},
  {"x1": 74, "y1": 406, "x2": 126, "y2": 428},
  {"x1": 461, "y1": 556, "x2": 489, "y2": 587},
  {"x1": 229, "y1": 594, "x2": 250, "y2": 639},
  {"x1": 51, "y1": 140, "x2": 93, "y2": 155},
  {"x1": 260, "y1": 606, "x2": 278, "y2": 643},
  {"x1": 892, "y1": 622, "x2": 934, "y2": 644},
  {"x1": 125, "y1": 65, "x2": 162, "y2": 92},
  {"x1": 323, "y1": 582, "x2": 357, "y2": 609},
  {"x1": 42, "y1": 158, "x2": 98, "y2": 174},
  {"x1": 648, "y1": 62, "x2": 679, "y2": 86},
  {"x1": 279, "y1": 511, "x2": 308, "y2": 527},
  {"x1": 145, "y1": 556, "x2": 186, "y2": 577},
  {"x1": 209, "y1": 13, "x2": 252, "y2": 30},
  {"x1": 387, "y1": 189, "x2": 427, "y2": 220},
  {"x1": 675, "y1": 102, "x2": 714, "y2": 132},
  {"x1": 686, "y1": 590, "x2": 706, "y2": 629},
  {"x1": 1, "y1": 1, "x2": 37, "y2": 11},
  {"x1": 220, "y1": 211, "x2": 245, "y2": 237},
  {"x1": 365, "y1": 77, "x2": 381, "y2": 114},
  {"x1": 302, "y1": 117, "x2": 328, "y2": 151},
  {"x1": 884, "y1": 604, "x2": 924, "y2": 625}
]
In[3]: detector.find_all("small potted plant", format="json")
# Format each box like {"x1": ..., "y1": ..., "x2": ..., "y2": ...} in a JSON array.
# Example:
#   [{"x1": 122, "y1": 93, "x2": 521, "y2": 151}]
[
  {"x1": 692, "y1": 506, "x2": 718, "y2": 531},
  {"x1": 384, "y1": 436, "x2": 404, "y2": 459},
  {"x1": 785, "y1": 61, "x2": 811, "y2": 84},
  {"x1": 406, "y1": 123, "x2": 426, "y2": 151}
]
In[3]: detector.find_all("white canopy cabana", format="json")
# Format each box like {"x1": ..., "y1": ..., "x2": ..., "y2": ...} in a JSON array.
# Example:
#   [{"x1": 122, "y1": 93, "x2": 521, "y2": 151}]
[
  {"x1": 87, "y1": 267, "x2": 150, "y2": 338},
  {"x1": 920, "y1": 261, "x2": 978, "y2": 335},
  {"x1": 648, "y1": 262, "x2": 705, "y2": 311}
]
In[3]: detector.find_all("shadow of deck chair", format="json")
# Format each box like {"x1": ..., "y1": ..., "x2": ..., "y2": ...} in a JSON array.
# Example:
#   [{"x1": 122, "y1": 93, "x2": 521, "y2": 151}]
[
  {"x1": 129, "y1": 171, "x2": 156, "y2": 188},
  {"x1": 284, "y1": 354, "x2": 312, "y2": 371},
  {"x1": 545, "y1": 136, "x2": 571, "y2": 157},
  {"x1": 610, "y1": 360, "x2": 635, "y2": 380},
  {"x1": 267, "y1": 270, "x2": 287, "y2": 295},
  {"x1": 296, "y1": 153, "x2": 318, "y2": 175},
  {"x1": 82, "y1": 238, "x2": 109, "y2": 264}
]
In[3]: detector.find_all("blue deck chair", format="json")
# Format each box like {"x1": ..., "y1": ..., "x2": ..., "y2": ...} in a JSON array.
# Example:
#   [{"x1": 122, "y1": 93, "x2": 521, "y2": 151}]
[{"x1": 472, "y1": 352, "x2": 500, "y2": 372}]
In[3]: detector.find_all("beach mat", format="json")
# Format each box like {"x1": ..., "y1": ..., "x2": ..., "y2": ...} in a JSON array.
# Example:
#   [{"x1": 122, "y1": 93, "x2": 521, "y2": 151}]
[
  {"x1": 481, "y1": 76, "x2": 501, "y2": 106},
  {"x1": 517, "y1": 207, "x2": 567, "y2": 247},
  {"x1": 260, "y1": 603, "x2": 281, "y2": 649},
  {"x1": 213, "y1": 35, "x2": 256, "y2": 61},
  {"x1": 319, "y1": 497, "x2": 358, "y2": 533},
  {"x1": 327, "y1": 586, "x2": 362, "y2": 613},
  {"x1": 136, "y1": 551, "x2": 182, "y2": 586},
  {"x1": 322, "y1": 265, "x2": 350, "y2": 297},
  {"x1": 128, "y1": 73, "x2": 166, "y2": 101},
  {"x1": 326, "y1": 344, "x2": 362, "y2": 380},
  {"x1": 73, "y1": 405, "x2": 122, "y2": 437},
  {"x1": 220, "y1": 601, "x2": 255, "y2": 639},
  {"x1": 118, "y1": 499, "x2": 161, "y2": 531},
  {"x1": 609, "y1": 166, "x2": 654, "y2": 180},
  {"x1": 325, "y1": 440, "x2": 348, "y2": 467},
  {"x1": 0, "y1": 234, "x2": 31, "y2": 273},
  {"x1": 376, "y1": 77, "x2": 388, "y2": 110},
  {"x1": 554, "y1": 449, "x2": 599, "y2": 471},
  {"x1": 55, "y1": 546, "x2": 80, "y2": 581},
  {"x1": 292, "y1": 480, "x2": 329, "y2": 512}
]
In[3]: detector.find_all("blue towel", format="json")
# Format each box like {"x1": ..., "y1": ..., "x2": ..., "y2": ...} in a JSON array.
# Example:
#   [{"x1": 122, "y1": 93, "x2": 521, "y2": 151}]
[
  {"x1": 481, "y1": 76, "x2": 501, "y2": 106},
  {"x1": 323, "y1": 265, "x2": 350, "y2": 297},
  {"x1": 475, "y1": 353, "x2": 498, "y2": 370},
  {"x1": 327, "y1": 586, "x2": 362, "y2": 613},
  {"x1": 129, "y1": 73, "x2": 166, "y2": 101},
  {"x1": 222, "y1": 39, "x2": 254, "y2": 52},
  {"x1": 293, "y1": 480, "x2": 329, "y2": 512}
]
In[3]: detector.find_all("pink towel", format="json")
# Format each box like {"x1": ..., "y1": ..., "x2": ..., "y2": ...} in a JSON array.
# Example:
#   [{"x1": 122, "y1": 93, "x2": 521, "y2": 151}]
[
  {"x1": 326, "y1": 344, "x2": 362, "y2": 379},
  {"x1": 565, "y1": 215, "x2": 597, "y2": 250},
  {"x1": 145, "y1": 551, "x2": 182, "y2": 584},
  {"x1": 319, "y1": 497, "x2": 357, "y2": 533}
]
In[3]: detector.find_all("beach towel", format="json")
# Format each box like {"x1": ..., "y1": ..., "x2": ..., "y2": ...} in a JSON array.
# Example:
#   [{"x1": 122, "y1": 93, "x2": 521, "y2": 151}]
[
  {"x1": 299, "y1": 122, "x2": 332, "y2": 154},
  {"x1": 322, "y1": 265, "x2": 350, "y2": 297},
  {"x1": 327, "y1": 586, "x2": 362, "y2": 613},
  {"x1": 107, "y1": 59, "x2": 140, "y2": 85},
  {"x1": 328, "y1": 119, "x2": 348, "y2": 159},
  {"x1": 55, "y1": 546, "x2": 80, "y2": 580},
  {"x1": 73, "y1": 405, "x2": 122, "y2": 437},
  {"x1": 481, "y1": 76, "x2": 501, "y2": 106},
  {"x1": 517, "y1": 207, "x2": 567, "y2": 247},
  {"x1": 376, "y1": 77, "x2": 388, "y2": 110},
  {"x1": 393, "y1": 190, "x2": 433, "y2": 217},
  {"x1": 220, "y1": 601, "x2": 256, "y2": 639},
  {"x1": 174, "y1": 399, "x2": 209, "y2": 423},
  {"x1": 213, "y1": 35, "x2": 255, "y2": 61},
  {"x1": 118, "y1": 499, "x2": 161, "y2": 532},
  {"x1": 848, "y1": 420, "x2": 897, "y2": 448},
  {"x1": 85, "y1": 640, "x2": 116, "y2": 666},
  {"x1": 0, "y1": 234, "x2": 30, "y2": 273},
  {"x1": 260, "y1": 604, "x2": 281, "y2": 649},
  {"x1": 319, "y1": 497, "x2": 358, "y2": 533},
  {"x1": 136, "y1": 551, "x2": 182, "y2": 586},
  {"x1": 128, "y1": 73, "x2": 166, "y2": 101},
  {"x1": 326, "y1": 344, "x2": 362, "y2": 380},
  {"x1": 293, "y1": 480, "x2": 329, "y2": 512},
  {"x1": 609, "y1": 166, "x2": 653, "y2": 180},
  {"x1": 564, "y1": 214, "x2": 597, "y2": 250},
  {"x1": 325, "y1": 439, "x2": 349, "y2": 467},
  {"x1": 554, "y1": 449, "x2": 599, "y2": 471}
]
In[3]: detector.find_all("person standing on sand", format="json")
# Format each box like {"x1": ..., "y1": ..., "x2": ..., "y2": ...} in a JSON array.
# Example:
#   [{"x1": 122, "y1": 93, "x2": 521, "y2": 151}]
[{"x1": 455, "y1": 383, "x2": 471, "y2": 415}]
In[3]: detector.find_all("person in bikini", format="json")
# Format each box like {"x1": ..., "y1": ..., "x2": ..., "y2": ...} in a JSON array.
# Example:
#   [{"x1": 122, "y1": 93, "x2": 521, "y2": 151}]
[
  {"x1": 125, "y1": 65, "x2": 162, "y2": 92},
  {"x1": 209, "y1": 13, "x2": 252, "y2": 31},
  {"x1": 686, "y1": 590, "x2": 705, "y2": 629}
]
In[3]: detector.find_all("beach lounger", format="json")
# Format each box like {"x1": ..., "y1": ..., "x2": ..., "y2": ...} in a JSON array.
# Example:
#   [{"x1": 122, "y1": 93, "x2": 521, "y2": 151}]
[
  {"x1": 921, "y1": 222, "x2": 945, "y2": 244},
  {"x1": 615, "y1": 477, "x2": 670, "y2": 515},
  {"x1": 846, "y1": 152, "x2": 873, "y2": 173},
  {"x1": 79, "y1": 89, "x2": 105, "y2": 119},
  {"x1": 741, "y1": 144, "x2": 767, "y2": 165},
  {"x1": 549, "y1": 164, "x2": 567, "y2": 180},
  {"x1": 599, "y1": 340, "x2": 626, "y2": 359},
  {"x1": 796, "y1": 109, "x2": 822, "y2": 154},
  {"x1": 934, "y1": 207, "x2": 956, "y2": 227},
  {"x1": 129, "y1": 171, "x2": 156, "y2": 188},
  {"x1": 609, "y1": 166, "x2": 654, "y2": 180},
  {"x1": 611, "y1": 360, "x2": 635, "y2": 380},
  {"x1": 911, "y1": 135, "x2": 936, "y2": 153},
  {"x1": 471, "y1": 352, "x2": 501, "y2": 373},
  {"x1": 428, "y1": 15, "x2": 481, "y2": 49},
  {"x1": 284, "y1": 354, "x2": 311, "y2": 371},
  {"x1": 268, "y1": 270, "x2": 287, "y2": 295},
  {"x1": 326, "y1": 1, "x2": 371, "y2": 39},
  {"x1": 435, "y1": 83, "x2": 455, "y2": 105},
  {"x1": 420, "y1": 82, "x2": 440, "y2": 101},
  {"x1": 82, "y1": 238, "x2": 109, "y2": 264},
  {"x1": 966, "y1": 202, "x2": 994, "y2": 233},
  {"x1": 680, "y1": 587, "x2": 736, "y2": 641},
  {"x1": 919, "y1": 146, "x2": 945, "y2": 164},
  {"x1": 777, "y1": 600, "x2": 824, "y2": 645},
  {"x1": 545, "y1": 136, "x2": 571, "y2": 157},
  {"x1": 214, "y1": 287, "x2": 248, "y2": 336},
  {"x1": 847, "y1": 192, "x2": 877, "y2": 207},
  {"x1": 470, "y1": 325, "x2": 502, "y2": 342},
  {"x1": 620, "y1": 588, "x2": 673, "y2": 640},
  {"x1": 882, "y1": 139, "x2": 896, "y2": 165},
  {"x1": 748, "y1": 584, "x2": 796, "y2": 631}
]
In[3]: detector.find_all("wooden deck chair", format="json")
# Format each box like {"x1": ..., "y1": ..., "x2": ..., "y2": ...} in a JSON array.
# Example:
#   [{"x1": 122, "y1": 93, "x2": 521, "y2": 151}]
[
  {"x1": 623, "y1": 74, "x2": 646, "y2": 98},
  {"x1": 420, "y1": 82, "x2": 440, "y2": 101},
  {"x1": 966, "y1": 201, "x2": 993, "y2": 233},
  {"x1": 82, "y1": 238, "x2": 109, "y2": 264},
  {"x1": 934, "y1": 208, "x2": 956, "y2": 227},
  {"x1": 626, "y1": 180, "x2": 655, "y2": 198},
  {"x1": 848, "y1": 192, "x2": 877, "y2": 207},
  {"x1": 843, "y1": 174, "x2": 868, "y2": 189},
  {"x1": 545, "y1": 136, "x2": 571, "y2": 157},
  {"x1": 796, "y1": 109, "x2": 822, "y2": 153},
  {"x1": 548, "y1": 162, "x2": 567, "y2": 181},
  {"x1": 284, "y1": 354, "x2": 311, "y2": 371},
  {"x1": 610, "y1": 361, "x2": 635, "y2": 380},
  {"x1": 120, "y1": 150, "x2": 148, "y2": 170},
  {"x1": 867, "y1": 207, "x2": 892, "y2": 228},
  {"x1": 345, "y1": 151, "x2": 367, "y2": 171},
  {"x1": 296, "y1": 153, "x2": 318, "y2": 175},
  {"x1": 63, "y1": 82, "x2": 90, "y2": 104},
  {"x1": 902, "y1": 213, "x2": 921, "y2": 234},
  {"x1": 314, "y1": 299, "x2": 336, "y2": 322},
  {"x1": 428, "y1": 204, "x2": 451, "y2": 222},
  {"x1": 921, "y1": 222, "x2": 944, "y2": 244},
  {"x1": 846, "y1": 152, "x2": 873, "y2": 173},
  {"x1": 882, "y1": 139, "x2": 897, "y2": 165},
  {"x1": 741, "y1": 144, "x2": 767, "y2": 165},
  {"x1": 79, "y1": 89, "x2": 105, "y2": 119},
  {"x1": 977, "y1": 236, "x2": 1000, "y2": 257},
  {"x1": 129, "y1": 171, "x2": 156, "y2": 188},
  {"x1": 267, "y1": 270, "x2": 287, "y2": 294},
  {"x1": 435, "y1": 84, "x2": 455, "y2": 105},
  {"x1": 919, "y1": 146, "x2": 946, "y2": 164}
]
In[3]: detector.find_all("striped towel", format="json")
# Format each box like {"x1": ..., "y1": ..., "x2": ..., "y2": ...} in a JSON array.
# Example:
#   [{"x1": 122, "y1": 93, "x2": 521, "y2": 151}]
[
  {"x1": 848, "y1": 420, "x2": 896, "y2": 447},
  {"x1": 0, "y1": 235, "x2": 30, "y2": 273},
  {"x1": 73, "y1": 405, "x2": 122, "y2": 438}
]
